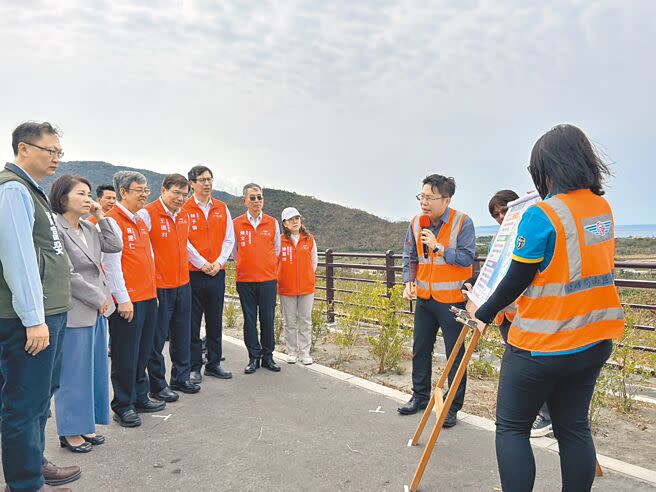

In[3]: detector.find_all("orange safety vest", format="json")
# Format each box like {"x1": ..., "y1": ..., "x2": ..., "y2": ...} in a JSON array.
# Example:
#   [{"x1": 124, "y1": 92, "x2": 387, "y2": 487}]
[
  {"x1": 412, "y1": 209, "x2": 473, "y2": 304},
  {"x1": 87, "y1": 215, "x2": 98, "y2": 225},
  {"x1": 508, "y1": 190, "x2": 624, "y2": 352},
  {"x1": 278, "y1": 234, "x2": 316, "y2": 296},
  {"x1": 144, "y1": 199, "x2": 191, "y2": 289},
  {"x1": 183, "y1": 197, "x2": 229, "y2": 271},
  {"x1": 105, "y1": 205, "x2": 157, "y2": 302},
  {"x1": 233, "y1": 213, "x2": 278, "y2": 283},
  {"x1": 494, "y1": 304, "x2": 517, "y2": 326}
]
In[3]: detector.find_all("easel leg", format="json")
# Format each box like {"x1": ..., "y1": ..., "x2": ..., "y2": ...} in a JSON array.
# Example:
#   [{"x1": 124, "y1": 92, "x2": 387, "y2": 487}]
[
  {"x1": 410, "y1": 324, "x2": 469, "y2": 446},
  {"x1": 408, "y1": 330, "x2": 482, "y2": 492}
]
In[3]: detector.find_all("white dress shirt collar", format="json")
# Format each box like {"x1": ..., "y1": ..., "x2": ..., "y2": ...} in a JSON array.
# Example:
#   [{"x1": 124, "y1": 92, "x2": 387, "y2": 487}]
[{"x1": 115, "y1": 202, "x2": 140, "y2": 224}]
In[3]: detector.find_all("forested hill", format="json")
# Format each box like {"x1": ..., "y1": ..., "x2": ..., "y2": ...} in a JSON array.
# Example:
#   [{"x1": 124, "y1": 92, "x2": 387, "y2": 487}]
[{"x1": 42, "y1": 161, "x2": 409, "y2": 252}]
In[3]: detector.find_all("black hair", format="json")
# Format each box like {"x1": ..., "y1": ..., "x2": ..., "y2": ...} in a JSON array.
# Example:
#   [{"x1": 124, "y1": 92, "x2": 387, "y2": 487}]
[
  {"x1": 96, "y1": 184, "x2": 115, "y2": 199},
  {"x1": 528, "y1": 124, "x2": 611, "y2": 198},
  {"x1": 488, "y1": 189, "x2": 519, "y2": 217},
  {"x1": 422, "y1": 174, "x2": 456, "y2": 197},
  {"x1": 188, "y1": 165, "x2": 213, "y2": 181},
  {"x1": 12, "y1": 121, "x2": 61, "y2": 156},
  {"x1": 49, "y1": 175, "x2": 92, "y2": 215},
  {"x1": 162, "y1": 173, "x2": 189, "y2": 190}
]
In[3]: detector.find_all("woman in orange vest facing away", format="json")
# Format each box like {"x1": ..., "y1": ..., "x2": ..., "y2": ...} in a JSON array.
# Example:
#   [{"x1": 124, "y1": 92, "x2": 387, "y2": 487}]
[
  {"x1": 469, "y1": 125, "x2": 624, "y2": 491},
  {"x1": 278, "y1": 207, "x2": 318, "y2": 365}
]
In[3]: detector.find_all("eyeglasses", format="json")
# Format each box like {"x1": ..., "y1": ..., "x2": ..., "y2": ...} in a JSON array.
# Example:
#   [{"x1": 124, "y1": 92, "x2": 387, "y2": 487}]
[
  {"x1": 22, "y1": 142, "x2": 64, "y2": 159},
  {"x1": 416, "y1": 193, "x2": 446, "y2": 202},
  {"x1": 195, "y1": 177, "x2": 213, "y2": 184},
  {"x1": 127, "y1": 187, "x2": 150, "y2": 196},
  {"x1": 248, "y1": 195, "x2": 263, "y2": 202}
]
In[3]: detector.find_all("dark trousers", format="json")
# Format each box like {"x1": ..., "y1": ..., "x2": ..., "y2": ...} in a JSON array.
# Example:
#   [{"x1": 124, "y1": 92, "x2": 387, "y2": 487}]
[
  {"x1": 149, "y1": 283, "x2": 192, "y2": 392},
  {"x1": 190, "y1": 270, "x2": 226, "y2": 371},
  {"x1": 0, "y1": 313, "x2": 66, "y2": 492},
  {"x1": 499, "y1": 318, "x2": 550, "y2": 421},
  {"x1": 412, "y1": 298, "x2": 467, "y2": 411},
  {"x1": 496, "y1": 340, "x2": 612, "y2": 492},
  {"x1": 236, "y1": 280, "x2": 277, "y2": 360},
  {"x1": 109, "y1": 298, "x2": 157, "y2": 413}
]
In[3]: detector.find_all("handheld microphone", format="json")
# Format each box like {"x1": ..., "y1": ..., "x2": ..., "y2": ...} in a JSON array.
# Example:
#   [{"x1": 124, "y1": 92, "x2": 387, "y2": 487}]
[{"x1": 419, "y1": 214, "x2": 431, "y2": 259}]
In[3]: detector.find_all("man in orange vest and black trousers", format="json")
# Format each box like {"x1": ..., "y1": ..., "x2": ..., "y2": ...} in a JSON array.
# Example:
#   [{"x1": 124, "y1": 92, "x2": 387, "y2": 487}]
[
  {"x1": 184, "y1": 165, "x2": 235, "y2": 382},
  {"x1": 233, "y1": 183, "x2": 281, "y2": 374},
  {"x1": 104, "y1": 171, "x2": 165, "y2": 427},
  {"x1": 398, "y1": 174, "x2": 476, "y2": 428},
  {"x1": 138, "y1": 174, "x2": 202, "y2": 401}
]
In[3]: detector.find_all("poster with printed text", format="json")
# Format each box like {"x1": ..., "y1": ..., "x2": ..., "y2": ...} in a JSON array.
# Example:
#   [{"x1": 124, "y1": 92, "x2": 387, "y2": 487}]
[{"x1": 469, "y1": 191, "x2": 541, "y2": 307}]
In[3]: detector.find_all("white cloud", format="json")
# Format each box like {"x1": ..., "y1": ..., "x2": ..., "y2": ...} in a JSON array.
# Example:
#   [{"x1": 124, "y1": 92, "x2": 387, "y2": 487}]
[{"x1": 1, "y1": 0, "x2": 654, "y2": 227}]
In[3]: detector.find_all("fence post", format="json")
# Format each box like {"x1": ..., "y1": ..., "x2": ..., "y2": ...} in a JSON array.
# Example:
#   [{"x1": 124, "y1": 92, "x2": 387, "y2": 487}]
[
  {"x1": 385, "y1": 250, "x2": 395, "y2": 295},
  {"x1": 325, "y1": 248, "x2": 335, "y2": 323}
]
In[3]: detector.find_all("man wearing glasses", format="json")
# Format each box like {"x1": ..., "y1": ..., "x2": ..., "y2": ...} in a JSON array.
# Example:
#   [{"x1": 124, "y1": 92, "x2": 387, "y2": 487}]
[
  {"x1": 138, "y1": 174, "x2": 203, "y2": 401},
  {"x1": 183, "y1": 166, "x2": 235, "y2": 383},
  {"x1": 233, "y1": 183, "x2": 281, "y2": 374},
  {"x1": 103, "y1": 171, "x2": 164, "y2": 427},
  {"x1": 398, "y1": 174, "x2": 476, "y2": 428},
  {"x1": 0, "y1": 122, "x2": 81, "y2": 490}
]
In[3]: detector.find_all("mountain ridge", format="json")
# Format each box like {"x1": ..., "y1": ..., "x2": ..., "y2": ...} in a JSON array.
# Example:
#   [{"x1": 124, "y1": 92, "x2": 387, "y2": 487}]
[{"x1": 42, "y1": 161, "x2": 409, "y2": 252}]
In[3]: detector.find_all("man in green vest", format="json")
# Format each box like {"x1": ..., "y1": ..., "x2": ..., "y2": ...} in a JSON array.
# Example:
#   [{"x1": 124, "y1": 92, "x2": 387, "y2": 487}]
[{"x1": 0, "y1": 122, "x2": 81, "y2": 491}]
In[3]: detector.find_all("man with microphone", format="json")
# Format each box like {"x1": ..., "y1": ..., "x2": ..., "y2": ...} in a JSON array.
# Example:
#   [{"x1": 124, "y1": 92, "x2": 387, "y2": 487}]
[{"x1": 398, "y1": 174, "x2": 476, "y2": 428}]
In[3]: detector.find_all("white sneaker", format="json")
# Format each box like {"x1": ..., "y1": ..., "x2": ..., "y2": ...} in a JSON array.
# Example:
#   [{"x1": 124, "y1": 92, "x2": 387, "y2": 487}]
[
  {"x1": 286, "y1": 355, "x2": 298, "y2": 364},
  {"x1": 530, "y1": 414, "x2": 553, "y2": 438},
  {"x1": 301, "y1": 356, "x2": 313, "y2": 365}
]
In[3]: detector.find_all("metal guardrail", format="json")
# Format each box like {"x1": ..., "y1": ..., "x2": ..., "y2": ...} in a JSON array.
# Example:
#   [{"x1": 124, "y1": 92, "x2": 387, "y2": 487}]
[{"x1": 313, "y1": 251, "x2": 656, "y2": 351}]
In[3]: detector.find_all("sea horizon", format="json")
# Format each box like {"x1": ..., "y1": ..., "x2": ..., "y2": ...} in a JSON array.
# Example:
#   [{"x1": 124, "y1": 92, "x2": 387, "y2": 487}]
[{"x1": 476, "y1": 223, "x2": 656, "y2": 239}]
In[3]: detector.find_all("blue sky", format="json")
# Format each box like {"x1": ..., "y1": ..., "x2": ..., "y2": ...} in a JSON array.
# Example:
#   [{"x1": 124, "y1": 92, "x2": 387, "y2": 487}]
[{"x1": 1, "y1": 0, "x2": 654, "y2": 226}]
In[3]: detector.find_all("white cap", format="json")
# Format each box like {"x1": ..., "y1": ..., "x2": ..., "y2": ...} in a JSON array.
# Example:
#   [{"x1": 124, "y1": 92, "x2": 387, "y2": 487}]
[{"x1": 281, "y1": 207, "x2": 301, "y2": 222}]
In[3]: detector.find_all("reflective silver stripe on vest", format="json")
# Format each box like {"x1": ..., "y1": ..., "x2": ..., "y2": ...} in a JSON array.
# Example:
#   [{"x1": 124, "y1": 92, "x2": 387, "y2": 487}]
[
  {"x1": 416, "y1": 280, "x2": 429, "y2": 290},
  {"x1": 523, "y1": 272, "x2": 615, "y2": 298},
  {"x1": 449, "y1": 211, "x2": 464, "y2": 247},
  {"x1": 505, "y1": 304, "x2": 517, "y2": 314},
  {"x1": 544, "y1": 196, "x2": 582, "y2": 282},
  {"x1": 431, "y1": 280, "x2": 465, "y2": 291},
  {"x1": 513, "y1": 307, "x2": 624, "y2": 334}
]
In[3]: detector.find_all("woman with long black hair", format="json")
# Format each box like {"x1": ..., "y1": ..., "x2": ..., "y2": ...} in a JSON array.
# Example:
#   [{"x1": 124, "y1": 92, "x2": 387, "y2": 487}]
[{"x1": 468, "y1": 124, "x2": 624, "y2": 491}]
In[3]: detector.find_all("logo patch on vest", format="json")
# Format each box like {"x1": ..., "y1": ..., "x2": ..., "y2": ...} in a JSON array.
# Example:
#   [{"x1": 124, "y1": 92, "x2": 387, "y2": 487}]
[
  {"x1": 516, "y1": 236, "x2": 526, "y2": 250},
  {"x1": 582, "y1": 215, "x2": 613, "y2": 245}
]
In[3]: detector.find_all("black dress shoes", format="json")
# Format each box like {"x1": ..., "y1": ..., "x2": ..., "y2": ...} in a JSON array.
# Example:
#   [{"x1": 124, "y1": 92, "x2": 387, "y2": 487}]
[
  {"x1": 443, "y1": 409, "x2": 458, "y2": 428},
  {"x1": 81, "y1": 434, "x2": 106, "y2": 445},
  {"x1": 113, "y1": 409, "x2": 141, "y2": 427},
  {"x1": 135, "y1": 399, "x2": 166, "y2": 413},
  {"x1": 205, "y1": 365, "x2": 233, "y2": 379},
  {"x1": 261, "y1": 358, "x2": 281, "y2": 372},
  {"x1": 170, "y1": 381, "x2": 201, "y2": 394},
  {"x1": 397, "y1": 396, "x2": 429, "y2": 415},
  {"x1": 150, "y1": 387, "x2": 180, "y2": 402},
  {"x1": 244, "y1": 358, "x2": 260, "y2": 374},
  {"x1": 189, "y1": 370, "x2": 202, "y2": 384},
  {"x1": 58, "y1": 436, "x2": 92, "y2": 453}
]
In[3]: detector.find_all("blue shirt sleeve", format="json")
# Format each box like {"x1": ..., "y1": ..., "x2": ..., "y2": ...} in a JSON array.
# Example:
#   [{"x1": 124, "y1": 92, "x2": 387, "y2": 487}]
[
  {"x1": 402, "y1": 222, "x2": 418, "y2": 283},
  {"x1": 443, "y1": 216, "x2": 476, "y2": 267},
  {"x1": 0, "y1": 182, "x2": 45, "y2": 326},
  {"x1": 512, "y1": 205, "x2": 556, "y2": 269}
]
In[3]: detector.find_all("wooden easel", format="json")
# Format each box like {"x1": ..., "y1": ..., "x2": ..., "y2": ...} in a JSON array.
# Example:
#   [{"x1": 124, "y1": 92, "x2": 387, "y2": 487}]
[
  {"x1": 405, "y1": 309, "x2": 480, "y2": 492},
  {"x1": 405, "y1": 307, "x2": 602, "y2": 491}
]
